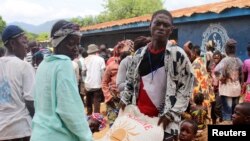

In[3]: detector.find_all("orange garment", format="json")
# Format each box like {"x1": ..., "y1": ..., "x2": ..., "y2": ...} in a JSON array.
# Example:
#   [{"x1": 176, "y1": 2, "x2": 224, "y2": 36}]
[
  {"x1": 192, "y1": 57, "x2": 214, "y2": 107},
  {"x1": 102, "y1": 59, "x2": 119, "y2": 103},
  {"x1": 106, "y1": 57, "x2": 116, "y2": 66}
]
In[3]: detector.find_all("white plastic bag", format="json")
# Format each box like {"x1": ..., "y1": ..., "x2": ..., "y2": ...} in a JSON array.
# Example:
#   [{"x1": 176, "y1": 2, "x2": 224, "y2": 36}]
[{"x1": 96, "y1": 105, "x2": 164, "y2": 141}]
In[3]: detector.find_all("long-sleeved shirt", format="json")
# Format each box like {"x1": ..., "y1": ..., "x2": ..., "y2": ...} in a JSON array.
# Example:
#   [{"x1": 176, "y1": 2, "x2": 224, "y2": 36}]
[
  {"x1": 116, "y1": 56, "x2": 133, "y2": 92},
  {"x1": 31, "y1": 55, "x2": 92, "y2": 141},
  {"x1": 121, "y1": 43, "x2": 194, "y2": 134},
  {"x1": 102, "y1": 58, "x2": 120, "y2": 103}
]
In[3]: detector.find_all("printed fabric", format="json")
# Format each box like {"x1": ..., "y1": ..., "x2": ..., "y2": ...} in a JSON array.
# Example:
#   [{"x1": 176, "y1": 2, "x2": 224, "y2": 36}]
[
  {"x1": 243, "y1": 83, "x2": 250, "y2": 102},
  {"x1": 192, "y1": 57, "x2": 214, "y2": 106},
  {"x1": 190, "y1": 108, "x2": 208, "y2": 130},
  {"x1": 121, "y1": 42, "x2": 194, "y2": 134},
  {"x1": 215, "y1": 56, "x2": 242, "y2": 97},
  {"x1": 0, "y1": 56, "x2": 35, "y2": 140}
]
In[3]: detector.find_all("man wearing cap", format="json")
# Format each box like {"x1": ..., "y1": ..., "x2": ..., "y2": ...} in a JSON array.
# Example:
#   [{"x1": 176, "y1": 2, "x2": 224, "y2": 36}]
[
  {"x1": 30, "y1": 20, "x2": 92, "y2": 141},
  {"x1": 0, "y1": 25, "x2": 35, "y2": 141},
  {"x1": 83, "y1": 44, "x2": 106, "y2": 115}
]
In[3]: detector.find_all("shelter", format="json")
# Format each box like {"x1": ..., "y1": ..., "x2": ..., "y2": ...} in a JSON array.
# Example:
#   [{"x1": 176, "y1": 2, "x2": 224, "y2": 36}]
[{"x1": 81, "y1": 0, "x2": 250, "y2": 59}]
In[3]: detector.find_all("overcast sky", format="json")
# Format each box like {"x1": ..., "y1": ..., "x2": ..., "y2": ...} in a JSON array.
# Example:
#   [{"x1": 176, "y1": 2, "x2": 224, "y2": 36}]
[{"x1": 0, "y1": 0, "x2": 221, "y2": 25}]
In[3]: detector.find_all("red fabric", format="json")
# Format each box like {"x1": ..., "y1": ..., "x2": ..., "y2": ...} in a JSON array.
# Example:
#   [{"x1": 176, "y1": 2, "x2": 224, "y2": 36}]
[
  {"x1": 102, "y1": 61, "x2": 119, "y2": 103},
  {"x1": 148, "y1": 43, "x2": 165, "y2": 54},
  {"x1": 106, "y1": 57, "x2": 115, "y2": 66},
  {"x1": 137, "y1": 80, "x2": 158, "y2": 117}
]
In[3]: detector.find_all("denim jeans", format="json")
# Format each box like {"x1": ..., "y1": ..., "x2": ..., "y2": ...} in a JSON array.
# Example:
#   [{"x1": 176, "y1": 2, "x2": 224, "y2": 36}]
[{"x1": 220, "y1": 96, "x2": 239, "y2": 121}]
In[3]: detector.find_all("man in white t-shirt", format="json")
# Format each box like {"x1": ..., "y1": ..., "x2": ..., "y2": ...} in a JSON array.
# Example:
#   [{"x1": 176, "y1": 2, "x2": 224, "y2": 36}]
[
  {"x1": 83, "y1": 44, "x2": 105, "y2": 115},
  {"x1": 0, "y1": 25, "x2": 35, "y2": 141}
]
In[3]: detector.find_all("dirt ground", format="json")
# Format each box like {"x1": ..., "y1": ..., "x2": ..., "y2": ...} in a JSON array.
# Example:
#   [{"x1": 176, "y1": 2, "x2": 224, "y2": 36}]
[{"x1": 92, "y1": 103, "x2": 109, "y2": 140}]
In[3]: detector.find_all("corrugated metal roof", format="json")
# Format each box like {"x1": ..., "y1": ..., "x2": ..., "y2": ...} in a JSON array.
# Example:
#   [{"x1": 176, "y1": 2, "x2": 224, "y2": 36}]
[
  {"x1": 80, "y1": 0, "x2": 250, "y2": 31},
  {"x1": 80, "y1": 14, "x2": 151, "y2": 32}
]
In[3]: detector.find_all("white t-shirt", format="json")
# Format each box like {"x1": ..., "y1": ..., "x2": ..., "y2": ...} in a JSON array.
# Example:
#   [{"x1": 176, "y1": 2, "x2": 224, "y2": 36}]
[
  {"x1": 78, "y1": 56, "x2": 84, "y2": 68},
  {"x1": 83, "y1": 55, "x2": 105, "y2": 90},
  {"x1": 0, "y1": 56, "x2": 35, "y2": 140},
  {"x1": 24, "y1": 51, "x2": 32, "y2": 64},
  {"x1": 78, "y1": 56, "x2": 85, "y2": 81},
  {"x1": 72, "y1": 60, "x2": 80, "y2": 84}
]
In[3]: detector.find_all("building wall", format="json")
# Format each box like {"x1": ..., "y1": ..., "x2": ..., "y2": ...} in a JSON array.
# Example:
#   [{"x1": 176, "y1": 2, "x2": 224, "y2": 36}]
[
  {"x1": 81, "y1": 29, "x2": 150, "y2": 49},
  {"x1": 177, "y1": 16, "x2": 250, "y2": 60},
  {"x1": 81, "y1": 15, "x2": 250, "y2": 60},
  {"x1": 81, "y1": 29, "x2": 177, "y2": 49},
  {"x1": 81, "y1": 33, "x2": 125, "y2": 48}
]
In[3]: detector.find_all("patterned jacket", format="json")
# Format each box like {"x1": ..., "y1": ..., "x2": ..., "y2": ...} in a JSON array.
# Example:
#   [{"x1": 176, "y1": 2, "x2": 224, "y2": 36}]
[{"x1": 121, "y1": 43, "x2": 194, "y2": 134}]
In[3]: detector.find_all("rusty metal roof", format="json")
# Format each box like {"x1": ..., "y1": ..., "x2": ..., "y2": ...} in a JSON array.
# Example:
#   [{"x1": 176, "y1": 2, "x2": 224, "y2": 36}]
[{"x1": 80, "y1": 0, "x2": 250, "y2": 31}]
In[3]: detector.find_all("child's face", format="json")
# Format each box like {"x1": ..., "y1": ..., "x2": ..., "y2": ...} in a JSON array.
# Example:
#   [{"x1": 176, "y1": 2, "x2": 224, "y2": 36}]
[
  {"x1": 88, "y1": 118, "x2": 100, "y2": 133},
  {"x1": 213, "y1": 54, "x2": 221, "y2": 64},
  {"x1": 179, "y1": 122, "x2": 196, "y2": 141},
  {"x1": 232, "y1": 105, "x2": 245, "y2": 125}
]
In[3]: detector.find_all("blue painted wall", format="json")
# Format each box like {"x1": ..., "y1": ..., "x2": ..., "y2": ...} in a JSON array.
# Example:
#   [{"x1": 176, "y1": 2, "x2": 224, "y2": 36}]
[
  {"x1": 177, "y1": 16, "x2": 250, "y2": 61},
  {"x1": 81, "y1": 8, "x2": 250, "y2": 61}
]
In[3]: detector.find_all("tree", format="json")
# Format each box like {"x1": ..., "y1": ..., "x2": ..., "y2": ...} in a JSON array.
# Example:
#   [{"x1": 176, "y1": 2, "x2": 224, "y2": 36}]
[
  {"x1": 71, "y1": 0, "x2": 163, "y2": 27},
  {"x1": 36, "y1": 32, "x2": 49, "y2": 42},
  {"x1": 71, "y1": 17, "x2": 84, "y2": 26},
  {"x1": 71, "y1": 15, "x2": 99, "y2": 27},
  {"x1": 0, "y1": 16, "x2": 7, "y2": 47},
  {"x1": 96, "y1": 13, "x2": 109, "y2": 23},
  {"x1": 26, "y1": 32, "x2": 38, "y2": 41},
  {"x1": 103, "y1": 0, "x2": 164, "y2": 20}
]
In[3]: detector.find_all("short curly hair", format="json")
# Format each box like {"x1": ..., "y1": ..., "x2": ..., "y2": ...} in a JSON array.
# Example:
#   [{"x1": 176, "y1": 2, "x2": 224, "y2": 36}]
[
  {"x1": 181, "y1": 120, "x2": 198, "y2": 135},
  {"x1": 151, "y1": 9, "x2": 173, "y2": 25},
  {"x1": 194, "y1": 93, "x2": 204, "y2": 105}
]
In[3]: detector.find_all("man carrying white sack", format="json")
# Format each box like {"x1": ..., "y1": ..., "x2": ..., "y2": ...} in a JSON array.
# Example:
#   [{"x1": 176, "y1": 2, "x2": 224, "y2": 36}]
[{"x1": 120, "y1": 9, "x2": 194, "y2": 141}]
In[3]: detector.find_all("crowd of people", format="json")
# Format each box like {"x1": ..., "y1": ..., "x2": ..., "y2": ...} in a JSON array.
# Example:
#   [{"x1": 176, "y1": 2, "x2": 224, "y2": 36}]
[{"x1": 1, "y1": 9, "x2": 250, "y2": 141}]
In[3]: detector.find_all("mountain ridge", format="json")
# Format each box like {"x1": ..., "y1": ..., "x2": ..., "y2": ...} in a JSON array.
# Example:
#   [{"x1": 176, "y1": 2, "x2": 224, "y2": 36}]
[{"x1": 9, "y1": 20, "x2": 58, "y2": 34}]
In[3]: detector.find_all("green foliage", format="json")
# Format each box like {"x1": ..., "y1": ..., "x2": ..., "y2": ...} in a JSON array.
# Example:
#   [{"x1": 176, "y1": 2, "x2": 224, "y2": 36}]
[
  {"x1": 82, "y1": 15, "x2": 97, "y2": 26},
  {"x1": 70, "y1": 0, "x2": 163, "y2": 27},
  {"x1": 36, "y1": 32, "x2": 49, "y2": 42},
  {"x1": 0, "y1": 16, "x2": 6, "y2": 34},
  {"x1": 26, "y1": 32, "x2": 38, "y2": 41},
  {"x1": 0, "y1": 16, "x2": 6, "y2": 47},
  {"x1": 104, "y1": 0, "x2": 163, "y2": 20},
  {"x1": 71, "y1": 17, "x2": 84, "y2": 26},
  {"x1": 25, "y1": 32, "x2": 49, "y2": 42},
  {"x1": 71, "y1": 15, "x2": 98, "y2": 27},
  {"x1": 96, "y1": 13, "x2": 110, "y2": 23}
]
